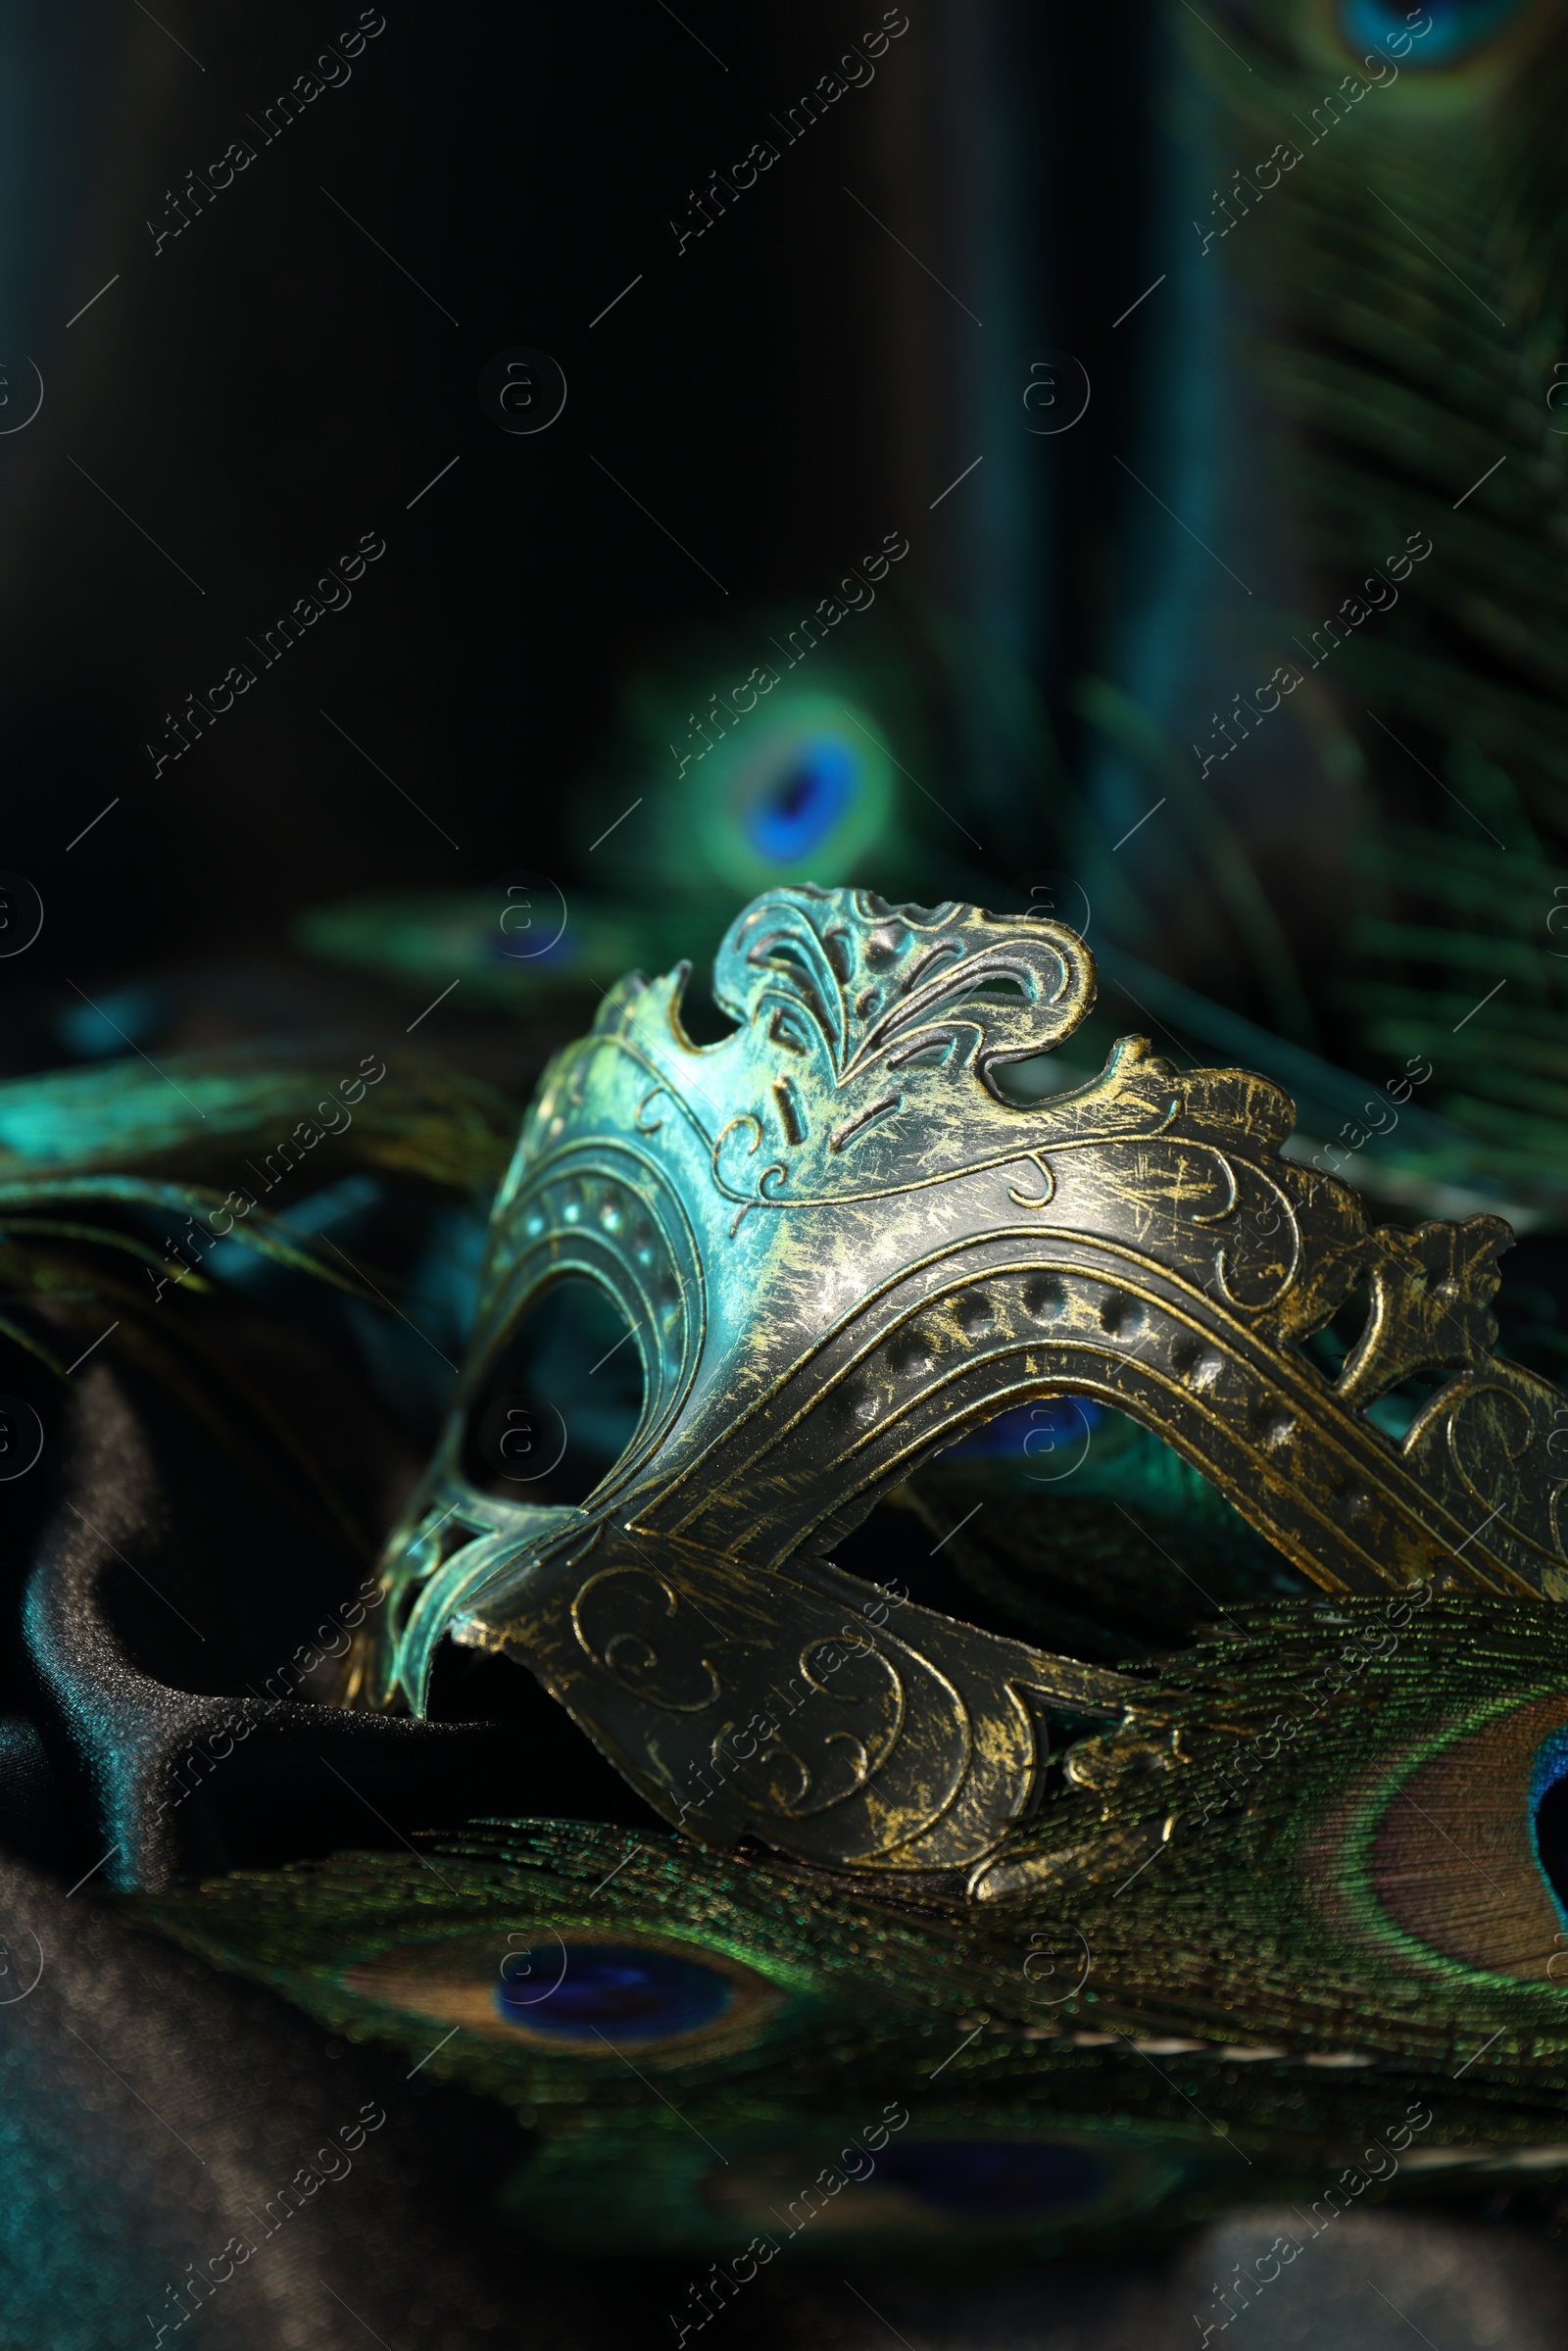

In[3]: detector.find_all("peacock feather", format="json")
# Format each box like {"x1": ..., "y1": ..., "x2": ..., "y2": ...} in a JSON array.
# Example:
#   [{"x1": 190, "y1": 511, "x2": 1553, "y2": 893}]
[
  {"x1": 1345, "y1": 813, "x2": 1568, "y2": 1185},
  {"x1": 130, "y1": 1593, "x2": 1568, "y2": 2252},
  {"x1": 0, "y1": 1049, "x2": 517, "y2": 1527},
  {"x1": 1180, "y1": 0, "x2": 1568, "y2": 1182},
  {"x1": 571, "y1": 586, "x2": 1054, "y2": 917}
]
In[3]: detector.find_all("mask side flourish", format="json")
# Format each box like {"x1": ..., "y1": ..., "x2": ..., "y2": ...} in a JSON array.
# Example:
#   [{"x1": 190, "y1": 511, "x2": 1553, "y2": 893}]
[{"x1": 366, "y1": 887, "x2": 1568, "y2": 1887}]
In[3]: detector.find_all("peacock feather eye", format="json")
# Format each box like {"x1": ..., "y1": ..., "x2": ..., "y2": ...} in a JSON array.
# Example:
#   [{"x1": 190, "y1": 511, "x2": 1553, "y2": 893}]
[
  {"x1": 1340, "y1": 0, "x2": 1541, "y2": 68},
  {"x1": 340, "y1": 1929, "x2": 780, "y2": 2062},
  {"x1": 1341, "y1": 1690, "x2": 1568, "y2": 1984},
  {"x1": 493, "y1": 1941, "x2": 734, "y2": 2042},
  {"x1": 741, "y1": 736, "x2": 858, "y2": 865},
  {"x1": 693, "y1": 2128, "x2": 1185, "y2": 2249},
  {"x1": 701, "y1": 691, "x2": 896, "y2": 892},
  {"x1": 1529, "y1": 1726, "x2": 1568, "y2": 1932}
]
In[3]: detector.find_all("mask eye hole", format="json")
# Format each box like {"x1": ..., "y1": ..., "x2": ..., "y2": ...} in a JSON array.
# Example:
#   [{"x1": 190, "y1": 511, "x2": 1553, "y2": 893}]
[
  {"x1": 458, "y1": 1274, "x2": 643, "y2": 1506},
  {"x1": 831, "y1": 1397, "x2": 1309, "y2": 1665}
]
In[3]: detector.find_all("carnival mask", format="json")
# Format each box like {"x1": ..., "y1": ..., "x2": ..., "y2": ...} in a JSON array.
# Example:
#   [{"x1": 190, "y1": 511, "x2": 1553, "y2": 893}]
[
  {"x1": 357, "y1": 884, "x2": 1567, "y2": 1899},
  {"x1": 123, "y1": 884, "x2": 1568, "y2": 2253}
]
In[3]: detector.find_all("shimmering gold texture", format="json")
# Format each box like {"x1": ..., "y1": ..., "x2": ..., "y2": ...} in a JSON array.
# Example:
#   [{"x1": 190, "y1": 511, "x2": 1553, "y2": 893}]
[{"x1": 364, "y1": 887, "x2": 1568, "y2": 1887}]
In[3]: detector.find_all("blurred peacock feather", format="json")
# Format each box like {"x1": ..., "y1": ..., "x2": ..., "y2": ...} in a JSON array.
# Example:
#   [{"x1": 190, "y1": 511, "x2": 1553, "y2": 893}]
[
  {"x1": 570, "y1": 587, "x2": 1055, "y2": 917},
  {"x1": 0, "y1": 1049, "x2": 518, "y2": 1531},
  {"x1": 1184, "y1": 0, "x2": 1568, "y2": 1184},
  {"x1": 294, "y1": 587, "x2": 1060, "y2": 1015}
]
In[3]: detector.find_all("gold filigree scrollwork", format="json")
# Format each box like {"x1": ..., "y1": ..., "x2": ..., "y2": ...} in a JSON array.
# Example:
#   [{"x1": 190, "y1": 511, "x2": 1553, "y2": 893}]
[
  {"x1": 740, "y1": 1640, "x2": 907, "y2": 1821},
  {"x1": 571, "y1": 1567, "x2": 722, "y2": 1713},
  {"x1": 1337, "y1": 1217, "x2": 1511, "y2": 1409}
]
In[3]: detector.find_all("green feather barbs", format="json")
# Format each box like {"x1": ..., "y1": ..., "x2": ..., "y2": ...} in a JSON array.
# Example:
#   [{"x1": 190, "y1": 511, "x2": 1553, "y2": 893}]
[{"x1": 1192, "y1": 12, "x2": 1434, "y2": 257}]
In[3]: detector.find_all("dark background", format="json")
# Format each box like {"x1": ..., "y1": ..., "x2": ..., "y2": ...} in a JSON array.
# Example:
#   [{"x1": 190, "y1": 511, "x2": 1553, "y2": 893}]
[{"x1": 0, "y1": 0, "x2": 1173, "y2": 1012}]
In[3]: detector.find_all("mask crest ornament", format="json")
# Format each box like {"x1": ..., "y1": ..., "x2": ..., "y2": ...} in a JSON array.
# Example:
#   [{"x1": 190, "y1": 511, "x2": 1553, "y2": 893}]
[{"x1": 361, "y1": 886, "x2": 1568, "y2": 1896}]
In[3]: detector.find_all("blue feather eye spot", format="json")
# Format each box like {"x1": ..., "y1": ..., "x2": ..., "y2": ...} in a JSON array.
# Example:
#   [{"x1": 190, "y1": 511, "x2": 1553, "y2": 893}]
[
  {"x1": 702, "y1": 2128, "x2": 1178, "y2": 2246},
  {"x1": 342, "y1": 1928, "x2": 781, "y2": 2062},
  {"x1": 1340, "y1": 0, "x2": 1533, "y2": 68},
  {"x1": 1529, "y1": 1727, "x2": 1568, "y2": 1939},
  {"x1": 698, "y1": 689, "x2": 898, "y2": 890},
  {"x1": 874, "y1": 2138, "x2": 1111, "y2": 2216},
  {"x1": 744, "y1": 738, "x2": 857, "y2": 862},
  {"x1": 496, "y1": 1941, "x2": 732, "y2": 2042}
]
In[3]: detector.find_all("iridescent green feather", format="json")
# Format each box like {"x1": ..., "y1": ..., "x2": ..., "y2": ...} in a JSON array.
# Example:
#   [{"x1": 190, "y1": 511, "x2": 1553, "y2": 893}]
[
  {"x1": 0, "y1": 1052, "x2": 514, "y2": 1335},
  {"x1": 129, "y1": 1596, "x2": 1568, "y2": 2251}
]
